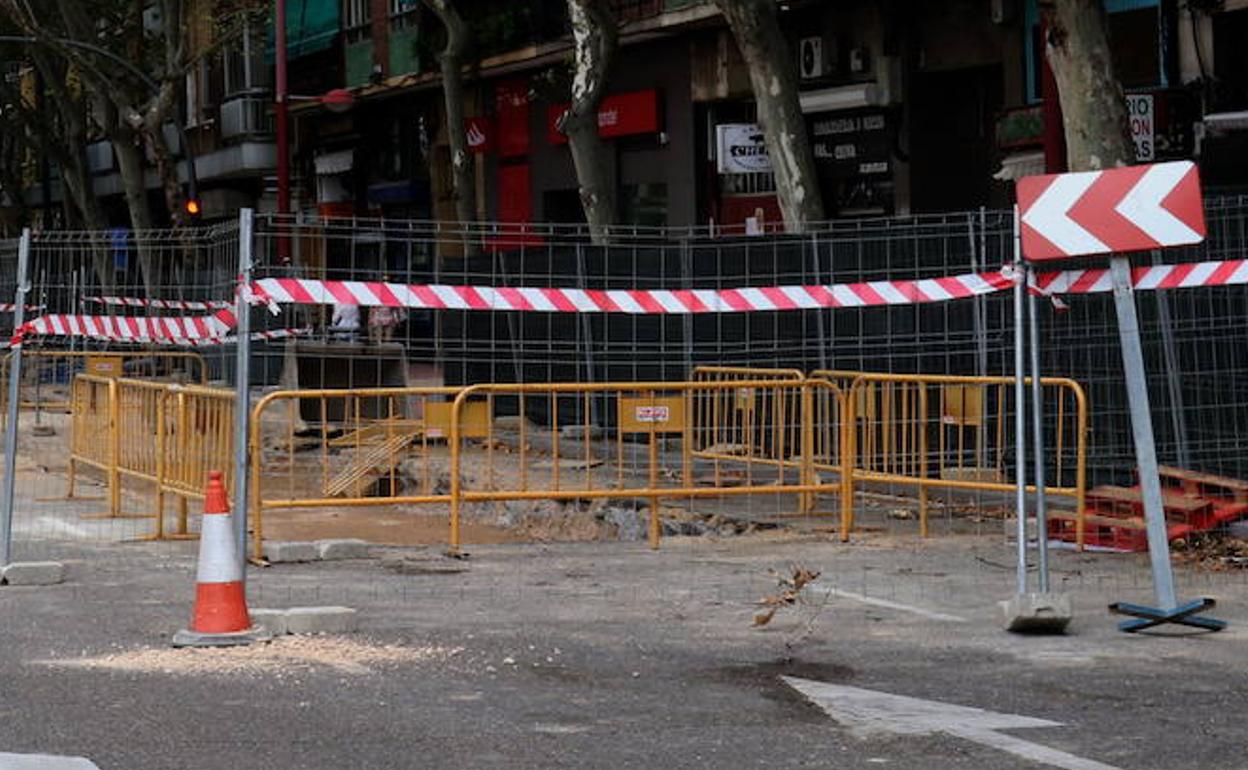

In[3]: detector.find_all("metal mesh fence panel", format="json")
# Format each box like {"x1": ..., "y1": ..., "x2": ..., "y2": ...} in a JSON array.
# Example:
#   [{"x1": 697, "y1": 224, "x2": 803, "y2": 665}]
[
  {"x1": 3, "y1": 224, "x2": 243, "y2": 559},
  {"x1": 4, "y1": 197, "x2": 1248, "y2": 556}
]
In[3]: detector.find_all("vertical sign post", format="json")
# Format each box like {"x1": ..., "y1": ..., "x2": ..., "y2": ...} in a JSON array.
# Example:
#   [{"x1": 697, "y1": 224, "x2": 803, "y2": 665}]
[
  {"x1": 233, "y1": 209, "x2": 254, "y2": 574},
  {"x1": 1018, "y1": 160, "x2": 1224, "y2": 632}
]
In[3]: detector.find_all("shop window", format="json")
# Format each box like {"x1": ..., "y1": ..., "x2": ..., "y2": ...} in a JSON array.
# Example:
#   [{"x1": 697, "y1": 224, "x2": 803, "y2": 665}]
[
  {"x1": 1212, "y1": 8, "x2": 1248, "y2": 112},
  {"x1": 390, "y1": 0, "x2": 419, "y2": 29},
  {"x1": 1107, "y1": 8, "x2": 1160, "y2": 89},
  {"x1": 619, "y1": 183, "x2": 668, "y2": 227},
  {"x1": 1027, "y1": 3, "x2": 1160, "y2": 102},
  {"x1": 343, "y1": 0, "x2": 371, "y2": 43},
  {"x1": 542, "y1": 189, "x2": 586, "y2": 224},
  {"x1": 720, "y1": 173, "x2": 776, "y2": 196}
]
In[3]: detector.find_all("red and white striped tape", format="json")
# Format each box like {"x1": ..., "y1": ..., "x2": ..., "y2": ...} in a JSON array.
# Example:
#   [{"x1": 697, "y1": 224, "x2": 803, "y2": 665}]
[
  {"x1": 10, "y1": 259, "x2": 1246, "y2": 348},
  {"x1": 112, "y1": 328, "x2": 311, "y2": 347},
  {"x1": 0, "y1": 304, "x2": 45, "y2": 313},
  {"x1": 84, "y1": 296, "x2": 234, "y2": 311},
  {"x1": 250, "y1": 260, "x2": 1248, "y2": 314},
  {"x1": 251, "y1": 273, "x2": 1018, "y2": 313},
  {"x1": 1035, "y1": 259, "x2": 1248, "y2": 296},
  {"x1": 10, "y1": 308, "x2": 237, "y2": 348}
]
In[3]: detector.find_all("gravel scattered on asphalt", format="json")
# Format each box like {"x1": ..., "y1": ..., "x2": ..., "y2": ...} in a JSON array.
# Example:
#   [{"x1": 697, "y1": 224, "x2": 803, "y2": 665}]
[{"x1": 35, "y1": 636, "x2": 462, "y2": 677}]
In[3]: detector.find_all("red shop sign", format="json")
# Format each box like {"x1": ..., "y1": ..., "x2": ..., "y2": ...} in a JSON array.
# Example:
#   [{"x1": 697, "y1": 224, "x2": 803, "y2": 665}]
[{"x1": 547, "y1": 89, "x2": 661, "y2": 145}]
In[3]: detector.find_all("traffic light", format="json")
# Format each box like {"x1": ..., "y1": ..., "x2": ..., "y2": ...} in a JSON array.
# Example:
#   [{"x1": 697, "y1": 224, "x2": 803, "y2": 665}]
[{"x1": 184, "y1": 197, "x2": 202, "y2": 220}]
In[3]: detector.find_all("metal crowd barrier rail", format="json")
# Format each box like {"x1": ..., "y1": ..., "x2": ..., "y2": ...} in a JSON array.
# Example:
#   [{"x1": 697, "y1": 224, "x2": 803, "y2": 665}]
[
  {"x1": 67, "y1": 374, "x2": 234, "y2": 539},
  {"x1": 244, "y1": 372, "x2": 1088, "y2": 555},
  {"x1": 247, "y1": 385, "x2": 470, "y2": 562},
  {"x1": 447, "y1": 379, "x2": 843, "y2": 553},
  {"x1": 2, "y1": 349, "x2": 207, "y2": 413},
  {"x1": 834, "y1": 373, "x2": 1088, "y2": 545}
]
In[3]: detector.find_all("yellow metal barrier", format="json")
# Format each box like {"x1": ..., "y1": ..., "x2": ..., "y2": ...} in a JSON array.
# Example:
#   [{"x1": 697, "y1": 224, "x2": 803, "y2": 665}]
[
  {"x1": 67, "y1": 374, "x2": 234, "y2": 539},
  {"x1": 690, "y1": 365, "x2": 806, "y2": 382},
  {"x1": 447, "y1": 379, "x2": 844, "y2": 554},
  {"x1": 837, "y1": 373, "x2": 1088, "y2": 545},
  {"x1": 245, "y1": 372, "x2": 1086, "y2": 555},
  {"x1": 248, "y1": 386, "x2": 468, "y2": 561},
  {"x1": 3, "y1": 349, "x2": 207, "y2": 413}
]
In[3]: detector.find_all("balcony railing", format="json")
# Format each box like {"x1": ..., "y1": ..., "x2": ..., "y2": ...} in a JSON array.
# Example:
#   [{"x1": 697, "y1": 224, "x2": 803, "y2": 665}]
[{"x1": 220, "y1": 91, "x2": 275, "y2": 140}]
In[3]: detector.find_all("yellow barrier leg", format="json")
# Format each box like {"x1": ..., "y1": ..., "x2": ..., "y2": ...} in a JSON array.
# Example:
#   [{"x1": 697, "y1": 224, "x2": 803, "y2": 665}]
[{"x1": 648, "y1": 427, "x2": 661, "y2": 550}]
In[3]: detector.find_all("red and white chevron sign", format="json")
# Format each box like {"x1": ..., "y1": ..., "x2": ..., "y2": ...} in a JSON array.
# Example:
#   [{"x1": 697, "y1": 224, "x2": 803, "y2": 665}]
[{"x1": 1017, "y1": 160, "x2": 1206, "y2": 261}]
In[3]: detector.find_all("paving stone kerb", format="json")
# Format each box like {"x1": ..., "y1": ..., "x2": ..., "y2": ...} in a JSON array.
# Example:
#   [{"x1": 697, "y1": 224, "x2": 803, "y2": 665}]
[
  {"x1": 263, "y1": 540, "x2": 372, "y2": 563},
  {"x1": 262, "y1": 541, "x2": 319, "y2": 563},
  {"x1": 1, "y1": 562, "x2": 66, "y2": 586},
  {"x1": 249, "y1": 608, "x2": 289, "y2": 636},
  {"x1": 284, "y1": 606, "x2": 358, "y2": 634},
  {"x1": 315, "y1": 539, "x2": 371, "y2": 560}
]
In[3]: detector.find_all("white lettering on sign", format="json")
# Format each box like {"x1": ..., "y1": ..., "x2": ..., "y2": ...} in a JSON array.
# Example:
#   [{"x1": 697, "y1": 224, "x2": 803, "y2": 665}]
[
  {"x1": 716, "y1": 124, "x2": 772, "y2": 174},
  {"x1": 1126, "y1": 93, "x2": 1154, "y2": 162},
  {"x1": 811, "y1": 114, "x2": 886, "y2": 136},
  {"x1": 635, "y1": 405, "x2": 670, "y2": 423}
]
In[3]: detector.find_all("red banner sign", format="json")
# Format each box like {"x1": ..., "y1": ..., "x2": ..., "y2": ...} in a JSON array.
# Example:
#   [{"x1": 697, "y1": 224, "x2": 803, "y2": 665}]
[{"x1": 547, "y1": 89, "x2": 661, "y2": 145}]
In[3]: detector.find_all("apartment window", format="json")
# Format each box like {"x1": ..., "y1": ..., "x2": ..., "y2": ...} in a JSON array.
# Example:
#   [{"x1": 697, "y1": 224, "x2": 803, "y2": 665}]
[
  {"x1": 222, "y1": 21, "x2": 270, "y2": 97},
  {"x1": 344, "y1": 0, "x2": 372, "y2": 43},
  {"x1": 390, "y1": 0, "x2": 419, "y2": 30}
]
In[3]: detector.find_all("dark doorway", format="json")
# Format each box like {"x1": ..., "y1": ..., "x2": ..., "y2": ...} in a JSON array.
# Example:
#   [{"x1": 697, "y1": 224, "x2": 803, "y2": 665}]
[{"x1": 908, "y1": 65, "x2": 1004, "y2": 212}]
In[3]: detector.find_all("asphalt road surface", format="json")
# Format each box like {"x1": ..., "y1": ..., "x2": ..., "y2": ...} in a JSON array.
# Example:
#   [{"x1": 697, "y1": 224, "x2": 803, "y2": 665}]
[{"x1": 2, "y1": 533, "x2": 1246, "y2": 769}]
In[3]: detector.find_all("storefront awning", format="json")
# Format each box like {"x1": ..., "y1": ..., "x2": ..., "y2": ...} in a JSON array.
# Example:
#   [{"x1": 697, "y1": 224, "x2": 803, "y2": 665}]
[
  {"x1": 993, "y1": 151, "x2": 1044, "y2": 182},
  {"x1": 314, "y1": 149, "x2": 354, "y2": 175},
  {"x1": 266, "y1": 0, "x2": 340, "y2": 60}
]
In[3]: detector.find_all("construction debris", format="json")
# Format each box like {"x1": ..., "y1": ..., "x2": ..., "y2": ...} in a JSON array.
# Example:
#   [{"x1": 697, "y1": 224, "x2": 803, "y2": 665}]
[
  {"x1": 1172, "y1": 534, "x2": 1248, "y2": 571},
  {"x1": 753, "y1": 565, "x2": 821, "y2": 627}
]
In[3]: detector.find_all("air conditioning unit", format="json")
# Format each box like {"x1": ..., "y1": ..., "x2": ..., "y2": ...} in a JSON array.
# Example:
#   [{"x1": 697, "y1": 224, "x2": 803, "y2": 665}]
[{"x1": 799, "y1": 37, "x2": 824, "y2": 80}]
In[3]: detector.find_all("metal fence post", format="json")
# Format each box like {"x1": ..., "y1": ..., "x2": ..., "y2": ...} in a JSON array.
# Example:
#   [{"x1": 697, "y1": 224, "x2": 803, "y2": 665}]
[
  {"x1": 1011, "y1": 207, "x2": 1028, "y2": 596},
  {"x1": 233, "y1": 209, "x2": 255, "y2": 573},
  {"x1": 0, "y1": 228, "x2": 31, "y2": 566}
]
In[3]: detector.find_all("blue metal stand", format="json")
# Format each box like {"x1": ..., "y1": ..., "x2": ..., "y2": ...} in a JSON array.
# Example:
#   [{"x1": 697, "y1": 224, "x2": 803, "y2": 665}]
[
  {"x1": 1105, "y1": 257, "x2": 1225, "y2": 634},
  {"x1": 1108, "y1": 598, "x2": 1226, "y2": 633}
]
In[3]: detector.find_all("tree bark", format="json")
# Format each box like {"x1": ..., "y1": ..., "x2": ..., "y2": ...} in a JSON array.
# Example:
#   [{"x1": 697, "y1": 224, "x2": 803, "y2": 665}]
[
  {"x1": 561, "y1": 0, "x2": 618, "y2": 244},
  {"x1": 1042, "y1": 0, "x2": 1133, "y2": 170},
  {"x1": 112, "y1": 122, "x2": 160, "y2": 295},
  {"x1": 715, "y1": 0, "x2": 825, "y2": 230},
  {"x1": 424, "y1": 0, "x2": 475, "y2": 229}
]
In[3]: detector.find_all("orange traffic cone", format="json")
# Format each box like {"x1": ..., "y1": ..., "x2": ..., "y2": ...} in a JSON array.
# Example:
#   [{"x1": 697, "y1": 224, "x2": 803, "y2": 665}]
[{"x1": 172, "y1": 471, "x2": 268, "y2": 647}]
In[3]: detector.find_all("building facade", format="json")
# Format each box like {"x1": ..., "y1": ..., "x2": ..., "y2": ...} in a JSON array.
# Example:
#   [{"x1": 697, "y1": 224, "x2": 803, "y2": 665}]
[{"x1": 17, "y1": 0, "x2": 1248, "y2": 229}]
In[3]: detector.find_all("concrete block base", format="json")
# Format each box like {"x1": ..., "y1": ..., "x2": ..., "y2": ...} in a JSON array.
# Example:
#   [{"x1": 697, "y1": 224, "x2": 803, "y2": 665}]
[
  {"x1": 1001, "y1": 592, "x2": 1073, "y2": 634},
  {"x1": 316, "y1": 539, "x2": 371, "y2": 560},
  {"x1": 1, "y1": 561, "x2": 66, "y2": 586},
  {"x1": 249, "y1": 608, "x2": 289, "y2": 636},
  {"x1": 285, "y1": 606, "x2": 358, "y2": 634},
  {"x1": 171, "y1": 627, "x2": 272, "y2": 648},
  {"x1": 263, "y1": 541, "x2": 319, "y2": 563}
]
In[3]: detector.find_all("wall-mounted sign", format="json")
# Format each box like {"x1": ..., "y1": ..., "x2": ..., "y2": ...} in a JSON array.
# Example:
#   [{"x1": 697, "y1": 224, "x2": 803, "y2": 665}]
[
  {"x1": 1127, "y1": 93, "x2": 1154, "y2": 162},
  {"x1": 496, "y1": 79, "x2": 531, "y2": 158},
  {"x1": 547, "y1": 89, "x2": 662, "y2": 145},
  {"x1": 716, "y1": 123, "x2": 771, "y2": 174},
  {"x1": 808, "y1": 110, "x2": 892, "y2": 177},
  {"x1": 465, "y1": 116, "x2": 493, "y2": 154}
]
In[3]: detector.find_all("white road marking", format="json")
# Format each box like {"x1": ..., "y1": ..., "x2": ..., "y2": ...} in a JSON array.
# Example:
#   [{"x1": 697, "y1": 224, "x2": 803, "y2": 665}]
[
  {"x1": 819, "y1": 587, "x2": 968, "y2": 623},
  {"x1": 0, "y1": 753, "x2": 101, "y2": 769},
  {"x1": 782, "y1": 678, "x2": 1122, "y2": 770},
  {"x1": 30, "y1": 518, "x2": 92, "y2": 539}
]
